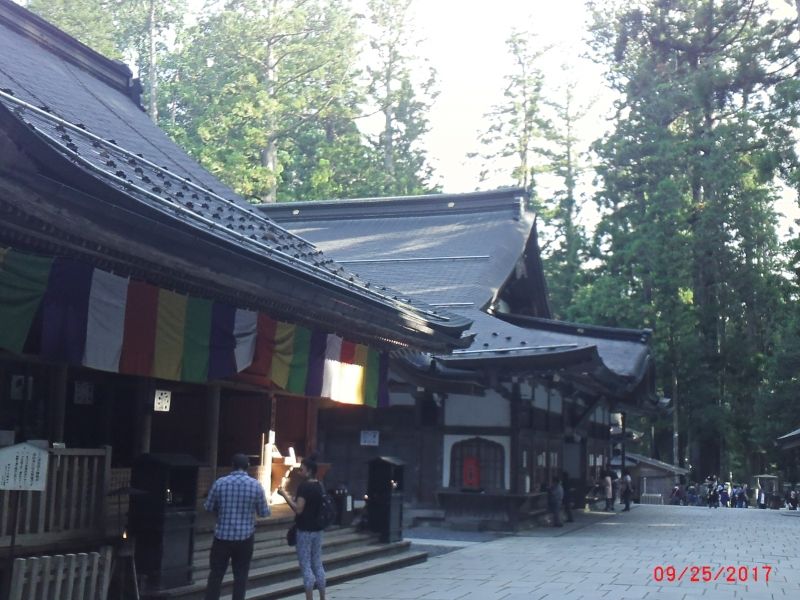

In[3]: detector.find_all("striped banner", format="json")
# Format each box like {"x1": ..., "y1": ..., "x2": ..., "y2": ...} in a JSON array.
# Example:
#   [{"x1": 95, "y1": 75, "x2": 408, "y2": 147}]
[
  {"x1": 0, "y1": 249, "x2": 53, "y2": 354},
  {"x1": 84, "y1": 269, "x2": 129, "y2": 372},
  {"x1": 40, "y1": 259, "x2": 93, "y2": 365},
  {"x1": 153, "y1": 289, "x2": 188, "y2": 381},
  {"x1": 119, "y1": 281, "x2": 159, "y2": 377},
  {"x1": 182, "y1": 296, "x2": 212, "y2": 383},
  {"x1": 0, "y1": 247, "x2": 390, "y2": 406}
]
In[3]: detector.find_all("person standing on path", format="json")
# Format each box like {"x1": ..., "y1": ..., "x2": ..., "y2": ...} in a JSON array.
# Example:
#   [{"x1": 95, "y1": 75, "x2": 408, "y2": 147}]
[
  {"x1": 621, "y1": 470, "x2": 632, "y2": 511},
  {"x1": 204, "y1": 453, "x2": 270, "y2": 600},
  {"x1": 603, "y1": 470, "x2": 614, "y2": 511},
  {"x1": 279, "y1": 456, "x2": 326, "y2": 600},
  {"x1": 561, "y1": 470, "x2": 574, "y2": 523},
  {"x1": 548, "y1": 476, "x2": 564, "y2": 527}
]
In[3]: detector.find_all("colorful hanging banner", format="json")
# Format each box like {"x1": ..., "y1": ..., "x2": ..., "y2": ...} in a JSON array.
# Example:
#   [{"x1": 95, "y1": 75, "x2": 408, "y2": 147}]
[
  {"x1": 153, "y1": 289, "x2": 188, "y2": 381},
  {"x1": 83, "y1": 269, "x2": 129, "y2": 372},
  {"x1": 181, "y1": 296, "x2": 212, "y2": 383},
  {"x1": 0, "y1": 247, "x2": 390, "y2": 407},
  {"x1": 0, "y1": 249, "x2": 53, "y2": 354},
  {"x1": 40, "y1": 258, "x2": 93, "y2": 365}
]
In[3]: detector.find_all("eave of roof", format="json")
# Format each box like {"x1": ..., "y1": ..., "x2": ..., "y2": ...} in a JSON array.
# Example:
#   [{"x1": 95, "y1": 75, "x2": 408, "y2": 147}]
[
  {"x1": 438, "y1": 310, "x2": 651, "y2": 383},
  {"x1": 778, "y1": 427, "x2": 800, "y2": 450},
  {"x1": 260, "y1": 188, "x2": 527, "y2": 220},
  {"x1": 610, "y1": 452, "x2": 689, "y2": 475},
  {"x1": 0, "y1": 98, "x2": 472, "y2": 351},
  {"x1": 0, "y1": 7, "x2": 472, "y2": 352}
]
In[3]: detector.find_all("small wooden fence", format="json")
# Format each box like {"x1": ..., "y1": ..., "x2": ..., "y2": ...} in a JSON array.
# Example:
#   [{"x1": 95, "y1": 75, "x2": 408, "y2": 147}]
[
  {"x1": 640, "y1": 492, "x2": 664, "y2": 505},
  {"x1": 9, "y1": 546, "x2": 112, "y2": 600},
  {"x1": 0, "y1": 446, "x2": 111, "y2": 546}
]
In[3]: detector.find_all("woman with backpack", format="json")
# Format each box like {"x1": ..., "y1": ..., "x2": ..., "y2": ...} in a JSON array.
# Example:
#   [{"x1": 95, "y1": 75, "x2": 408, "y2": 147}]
[{"x1": 278, "y1": 456, "x2": 327, "y2": 600}]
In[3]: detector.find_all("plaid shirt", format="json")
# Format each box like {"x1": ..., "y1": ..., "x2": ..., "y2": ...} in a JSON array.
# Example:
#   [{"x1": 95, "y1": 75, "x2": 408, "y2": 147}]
[{"x1": 204, "y1": 470, "x2": 270, "y2": 540}]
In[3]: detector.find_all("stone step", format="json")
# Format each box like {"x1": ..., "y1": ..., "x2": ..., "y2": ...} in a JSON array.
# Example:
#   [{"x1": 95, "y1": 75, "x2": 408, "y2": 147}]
[
  {"x1": 234, "y1": 550, "x2": 428, "y2": 600},
  {"x1": 193, "y1": 516, "x2": 297, "y2": 552},
  {"x1": 405, "y1": 507, "x2": 446, "y2": 527},
  {"x1": 193, "y1": 531, "x2": 377, "y2": 580},
  {"x1": 194, "y1": 523, "x2": 357, "y2": 557},
  {"x1": 151, "y1": 539, "x2": 417, "y2": 599}
]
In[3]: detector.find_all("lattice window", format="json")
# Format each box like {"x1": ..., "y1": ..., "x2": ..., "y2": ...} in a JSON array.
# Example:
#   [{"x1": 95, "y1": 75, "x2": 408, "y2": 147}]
[{"x1": 449, "y1": 437, "x2": 505, "y2": 491}]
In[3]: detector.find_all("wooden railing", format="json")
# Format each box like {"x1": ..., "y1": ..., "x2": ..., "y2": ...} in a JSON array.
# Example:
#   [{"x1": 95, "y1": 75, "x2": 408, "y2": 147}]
[
  {"x1": 9, "y1": 547, "x2": 112, "y2": 600},
  {"x1": 0, "y1": 446, "x2": 111, "y2": 546}
]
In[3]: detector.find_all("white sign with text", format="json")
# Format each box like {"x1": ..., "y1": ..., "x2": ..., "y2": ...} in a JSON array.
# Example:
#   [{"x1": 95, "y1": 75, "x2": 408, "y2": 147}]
[
  {"x1": 0, "y1": 443, "x2": 49, "y2": 491},
  {"x1": 360, "y1": 430, "x2": 379, "y2": 446}
]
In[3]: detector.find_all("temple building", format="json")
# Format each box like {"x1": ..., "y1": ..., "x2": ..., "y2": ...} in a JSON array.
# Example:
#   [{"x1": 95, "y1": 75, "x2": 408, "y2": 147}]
[{"x1": 261, "y1": 190, "x2": 657, "y2": 528}]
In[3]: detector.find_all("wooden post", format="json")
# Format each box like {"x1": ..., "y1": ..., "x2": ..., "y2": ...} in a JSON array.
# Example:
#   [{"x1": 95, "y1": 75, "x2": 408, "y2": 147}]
[
  {"x1": 305, "y1": 396, "x2": 319, "y2": 456},
  {"x1": 51, "y1": 365, "x2": 69, "y2": 443},
  {"x1": 207, "y1": 384, "x2": 221, "y2": 481},
  {"x1": 4, "y1": 490, "x2": 20, "y2": 599},
  {"x1": 100, "y1": 446, "x2": 112, "y2": 532},
  {"x1": 136, "y1": 380, "x2": 152, "y2": 456},
  {"x1": 510, "y1": 378, "x2": 521, "y2": 494}
]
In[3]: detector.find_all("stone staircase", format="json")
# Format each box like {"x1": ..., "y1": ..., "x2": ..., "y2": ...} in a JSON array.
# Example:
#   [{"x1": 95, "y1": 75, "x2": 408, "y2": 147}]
[{"x1": 148, "y1": 514, "x2": 427, "y2": 600}]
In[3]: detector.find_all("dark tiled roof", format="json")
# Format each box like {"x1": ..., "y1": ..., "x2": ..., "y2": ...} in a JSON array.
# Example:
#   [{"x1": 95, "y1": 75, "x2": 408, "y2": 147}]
[
  {"x1": 610, "y1": 452, "x2": 689, "y2": 475},
  {"x1": 259, "y1": 189, "x2": 532, "y2": 308},
  {"x1": 0, "y1": 1, "x2": 471, "y2": 349},
  {"x1": 262, "y1": 192, "x2": 652, "y2": 386},
  {"x1": 445, "y1": 309, "x2": 650, "y2": 381}
]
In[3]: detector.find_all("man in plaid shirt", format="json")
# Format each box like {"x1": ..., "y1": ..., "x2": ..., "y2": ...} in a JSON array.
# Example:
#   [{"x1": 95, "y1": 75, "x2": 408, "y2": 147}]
[{"x1": 204, "y1": 454, "x2": 270, "y2": 600}]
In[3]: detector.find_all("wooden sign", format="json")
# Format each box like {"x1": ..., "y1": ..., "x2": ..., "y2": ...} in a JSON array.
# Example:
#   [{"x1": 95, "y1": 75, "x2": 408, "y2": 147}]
[{"x1": 0, "y1": 443, "x2": 49, "y2": 491}]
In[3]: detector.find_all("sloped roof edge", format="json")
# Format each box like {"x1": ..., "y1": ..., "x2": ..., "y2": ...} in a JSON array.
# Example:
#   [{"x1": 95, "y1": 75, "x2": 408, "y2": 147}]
[
  {"x1": 0, "y1": 93, "x2": 472, "y2": 352},
  {"x1": 258, "y1": 188, "x2": 528, "y2": 221},
  {"x1": 611, "y1": 452, "x2": 689, "y2": 475},
  {"x1": 0, "y1": 0, "x2": 138, "y2": 101},
  {"x1": 497, "y1": 312, "x2": 652, "y2": 344}
]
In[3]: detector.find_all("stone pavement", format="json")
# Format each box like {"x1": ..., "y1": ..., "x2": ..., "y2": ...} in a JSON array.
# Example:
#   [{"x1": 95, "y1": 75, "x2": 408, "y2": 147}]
[{"x1": 284, "y1": 505, "x2": 800, "y2": 599}]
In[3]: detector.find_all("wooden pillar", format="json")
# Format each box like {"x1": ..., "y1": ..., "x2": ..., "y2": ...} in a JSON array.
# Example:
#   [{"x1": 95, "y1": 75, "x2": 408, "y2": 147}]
[
  {"x1": 305, "y1": 397, "x2": 319, "y2": 456},
  {"x1": 621, "y1": 411, "x2": 627, "y2": 473},
  {"x1": 136, "y1": 379, "x2": 152, "y2": 456},
  {"x1": 510, "y1": 378, "x2": 521, "y2": 494},
  {"x1": 51, "y1": 365, "x2": 68, "y2": 443},
  {"x1": 207, "y1": 384, "x2": 221, "y2": 480}
]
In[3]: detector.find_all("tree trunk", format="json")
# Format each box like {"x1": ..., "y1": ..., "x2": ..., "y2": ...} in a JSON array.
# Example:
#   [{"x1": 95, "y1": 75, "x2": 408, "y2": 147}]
[
  {"x1": 261, "y1": 0, "x2": 278, "y2": 203},
  {"x1": 148, "y1": 0, "x2": 158, "y2": 121}
]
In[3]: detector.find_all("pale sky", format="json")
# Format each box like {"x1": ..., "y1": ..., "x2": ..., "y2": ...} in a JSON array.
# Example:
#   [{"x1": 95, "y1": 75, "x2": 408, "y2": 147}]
[
  {"x1": 405, "y1": 0, "x2": 799, "y2": 235},
  {"x1": 412, "y1": 0, "x2": 602, "y2": 193},
  {"x1": 185, "y1": 0, "x2": 798, "y2": 231}
]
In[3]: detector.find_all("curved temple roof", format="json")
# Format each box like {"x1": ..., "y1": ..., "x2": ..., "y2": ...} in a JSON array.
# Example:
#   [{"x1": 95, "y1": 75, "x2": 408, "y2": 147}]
[
  {"x1": 0, "y1": 0, "x2": 471, "y2": 352},
  {"x1": 261, "y1": 190, "x2": 655, "y2": 402}
]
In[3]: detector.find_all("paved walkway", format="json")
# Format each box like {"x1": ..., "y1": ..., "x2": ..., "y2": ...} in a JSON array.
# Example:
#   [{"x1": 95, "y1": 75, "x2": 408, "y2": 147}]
[{"x1": 286, "y1": 505, "x2": 800, "y2": 599}]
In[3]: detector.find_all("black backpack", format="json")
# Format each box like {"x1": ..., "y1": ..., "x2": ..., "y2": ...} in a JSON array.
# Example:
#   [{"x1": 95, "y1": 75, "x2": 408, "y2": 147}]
[{"x1": 316, "y1": 483, "x2": 336, "y2": 530}]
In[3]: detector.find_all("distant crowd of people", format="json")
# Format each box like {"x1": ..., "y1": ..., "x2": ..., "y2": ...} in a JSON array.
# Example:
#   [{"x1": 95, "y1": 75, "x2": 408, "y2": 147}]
[
  {"x1": 667, "y1": 476, "x2": 800, "y2": 510},
  {"x1": 546, "y1": 468, "x2": 799, "y2": 528},
  {"x1": 547, "y1": 468, "x2": 635, "y2": 527}
]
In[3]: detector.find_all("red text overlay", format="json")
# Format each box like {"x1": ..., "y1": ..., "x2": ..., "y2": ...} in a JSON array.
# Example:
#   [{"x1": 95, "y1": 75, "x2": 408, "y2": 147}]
[{"x1": 653, "y1": 565, "x2": 772, "y2": 583}]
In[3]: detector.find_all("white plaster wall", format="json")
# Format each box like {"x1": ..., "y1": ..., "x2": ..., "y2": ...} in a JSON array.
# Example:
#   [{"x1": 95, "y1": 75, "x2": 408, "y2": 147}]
[
  {"x1": 550, "y1": 390, "x2": 563, "y2": 414},
  {"x1": 444, "y1": 392, "x2": 509, "y2": 427},
  {"x1": 442, "y1": 434, "x2": 511, "y2": 490},
  {"x1": 533, "y1": 384, "x2": 548, "y2": 409},
  {"x1": 389, "y1": 391, "x2": 416, "y2": 406}
]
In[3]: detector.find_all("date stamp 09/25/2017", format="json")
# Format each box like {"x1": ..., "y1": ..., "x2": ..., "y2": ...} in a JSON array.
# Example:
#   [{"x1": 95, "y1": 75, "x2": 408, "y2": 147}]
[{"x1": 653, "y1": 565, "x2": 773, "y2": 584}]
